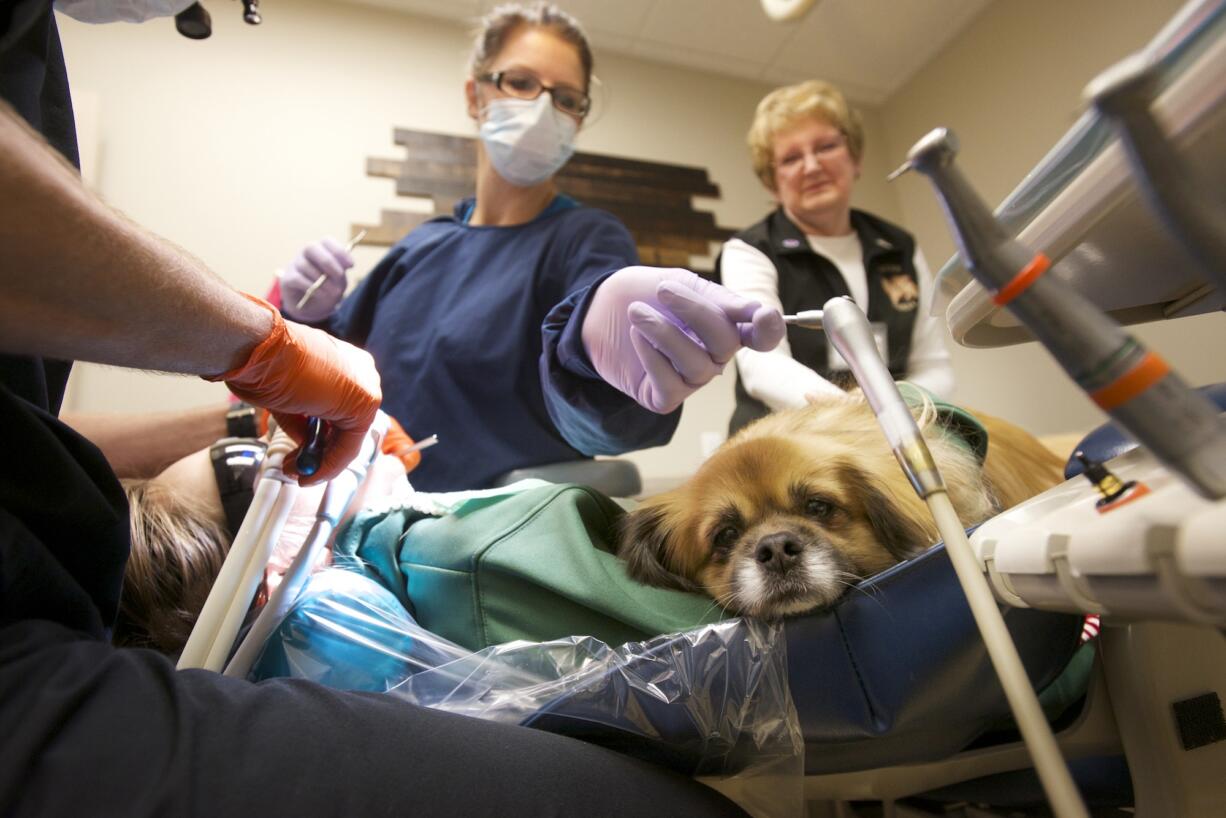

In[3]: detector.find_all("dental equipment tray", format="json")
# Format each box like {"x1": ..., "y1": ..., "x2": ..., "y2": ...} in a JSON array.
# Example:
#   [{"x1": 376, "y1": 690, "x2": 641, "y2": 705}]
[
  {"x1": 971, "y1": 383, "x2": 1226, "y2": 626},
  {"x1": 935, "y1": 0, "x2": 1226, "y2": 348}
]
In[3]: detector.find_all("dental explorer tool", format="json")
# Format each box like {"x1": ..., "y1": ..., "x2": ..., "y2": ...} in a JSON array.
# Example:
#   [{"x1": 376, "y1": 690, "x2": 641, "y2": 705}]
[
  {"x1": 821, "y1": 295, "x2": 1089, "y2": 818},
  {"x1": 399, "y1": 433, "x2": 439, "y2": 454},
  {"x1": 295, "y1": 228, "x2": 368, "y2": 311},
  {"x1": 1086, "y1": 54, "x2": 1226, "y2": 294},
  {"x1": 782, "y1": 309, "x2": 824, "y2": 329},
  {"x1": 892, "y1": 128, "x2": 1226, "y2": 499}
]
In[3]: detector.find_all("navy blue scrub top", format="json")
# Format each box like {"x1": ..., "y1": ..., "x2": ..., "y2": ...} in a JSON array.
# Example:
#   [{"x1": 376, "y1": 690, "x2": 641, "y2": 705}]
[{"x1": 322, "y1": 197, "x2": 680, "y2": 492}]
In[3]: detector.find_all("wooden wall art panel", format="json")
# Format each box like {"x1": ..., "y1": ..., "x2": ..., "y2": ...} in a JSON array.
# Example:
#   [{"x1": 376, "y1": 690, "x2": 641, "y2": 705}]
[{"x1": 354, "y1": 129, "x2": 736, "y2": 275}]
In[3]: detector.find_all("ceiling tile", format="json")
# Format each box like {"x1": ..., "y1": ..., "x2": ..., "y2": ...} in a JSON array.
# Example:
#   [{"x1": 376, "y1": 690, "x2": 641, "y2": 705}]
[
  {"x1": 635, "y1": 0, "x2": 798, "y2": 65},
  {"x1": 332, "y1": 0, "x2": 994, "y2": 103},
  {"x1": 771, "y1": 0, "x2": 990, "y2": 99},
  {"x1": 586, "y1": 31, "x2": 638, "y2": 57},
  {"x1": 630, "y1": 39, "x2": 770, "y2": 83}
]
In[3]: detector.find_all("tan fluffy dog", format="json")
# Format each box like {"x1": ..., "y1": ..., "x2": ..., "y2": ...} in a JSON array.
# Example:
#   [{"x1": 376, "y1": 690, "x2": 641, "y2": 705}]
[{"x1": 618, "y1": 393, "x2": 1065, "y2": 618}]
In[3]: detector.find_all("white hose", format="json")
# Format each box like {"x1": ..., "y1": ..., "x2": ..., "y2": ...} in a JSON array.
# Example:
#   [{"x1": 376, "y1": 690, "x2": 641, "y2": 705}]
[
  {"x1": 927, "y1": 492, "x2": 1089, "y2": 818},
  {"x1": 202, "y1": 479, "x2": 299, "y2": 671},
  {"x1": 178, "y1": 431, "x2": 297, "y2": 670},
  {"x1": 222, "y1": 415, "x2": 387, "y2": 678},
  {"x1": 222, "y1": 492, "x2": 344, "y2": 678},
  {"x1": 178, "y1": 475, "x2": 282, "y2": 669}
]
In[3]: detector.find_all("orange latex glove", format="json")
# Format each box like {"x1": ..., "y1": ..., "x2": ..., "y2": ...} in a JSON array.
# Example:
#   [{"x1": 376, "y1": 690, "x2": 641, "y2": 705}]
[
  {"x1": 381, "y1": 415, "x2": 423, "y2": 473},
  {"x1": 206, "y1": 294, "x2": 381, "y2": 484}
]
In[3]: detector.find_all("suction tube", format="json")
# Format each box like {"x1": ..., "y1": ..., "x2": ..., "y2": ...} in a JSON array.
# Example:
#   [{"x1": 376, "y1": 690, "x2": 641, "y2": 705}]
[
  {"x1": 822, "y1": 296, "x2": 1089, "y2": 818},
  {"x1": 892, "y1": 129, "x2": 1226, "y2": 499}
]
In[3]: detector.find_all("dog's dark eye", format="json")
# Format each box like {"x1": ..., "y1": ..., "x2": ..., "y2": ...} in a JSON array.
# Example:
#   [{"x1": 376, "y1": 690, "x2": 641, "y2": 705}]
[
  {"x1": 805, "y1": 498, "x2": 836, "y2": 520},
  {"x1": 712, "y1": 526, "x2": 740, "y2": 552}
]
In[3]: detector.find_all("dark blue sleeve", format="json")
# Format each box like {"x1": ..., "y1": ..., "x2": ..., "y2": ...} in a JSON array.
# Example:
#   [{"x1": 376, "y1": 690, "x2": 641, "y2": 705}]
[
  {"x1": 322, "y1": 243, "x2": 411, "y2": 345},
  {"x1": 539, "y1": 212, "x2": 681, "y2": 456}
]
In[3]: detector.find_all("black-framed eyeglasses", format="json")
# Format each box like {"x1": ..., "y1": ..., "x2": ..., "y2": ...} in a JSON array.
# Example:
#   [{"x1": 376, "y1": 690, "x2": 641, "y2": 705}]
[{"x1": 478, "y1": 69, "x2": 591, "y2": 118}]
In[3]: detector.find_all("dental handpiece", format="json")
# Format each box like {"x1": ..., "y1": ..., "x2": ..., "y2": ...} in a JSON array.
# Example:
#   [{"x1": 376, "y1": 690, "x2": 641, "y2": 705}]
[
  {"x1": 821, "y1": 297, "x2": 943, "y2": 497},
  {"x1": 782, "y1": 310, "x2": 825, "y2": 329},
  {"x1": 822, "y1": 295, "x2": 1090, "y2": 818},
  {"x1": 892, "y1": 128, "x2": 1226, "y2": 499}
]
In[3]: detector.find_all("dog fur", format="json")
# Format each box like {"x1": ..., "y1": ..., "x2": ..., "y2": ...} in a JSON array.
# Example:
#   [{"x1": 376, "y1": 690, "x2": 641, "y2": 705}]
[{"x1": 618, "y1": 393, "x2": 1065, "y2": 618}]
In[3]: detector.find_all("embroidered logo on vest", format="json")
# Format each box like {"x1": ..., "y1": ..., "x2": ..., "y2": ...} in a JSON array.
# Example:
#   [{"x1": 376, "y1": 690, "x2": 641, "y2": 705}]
[
  {"x1": 880, "y1": 272, "x2": 919, "y2": 312},
  {"x1": 782, "y1": 238, "x2": 801, "y2": 248}
]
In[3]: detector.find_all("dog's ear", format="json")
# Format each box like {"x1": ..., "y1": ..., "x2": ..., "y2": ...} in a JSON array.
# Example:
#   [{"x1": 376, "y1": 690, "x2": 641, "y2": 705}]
[
  {"x1": 837, "y1": 463, "x2": 930, "y2": 561},
  {"x1": 617, "y1": 504, "x2": 702, "y2": 593}
]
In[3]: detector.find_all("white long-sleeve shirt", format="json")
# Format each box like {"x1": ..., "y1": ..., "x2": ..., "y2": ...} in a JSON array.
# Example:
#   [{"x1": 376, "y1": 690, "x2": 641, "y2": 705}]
[{"x1": 721, "y1": 234, "x2": 954, "y2": 411}]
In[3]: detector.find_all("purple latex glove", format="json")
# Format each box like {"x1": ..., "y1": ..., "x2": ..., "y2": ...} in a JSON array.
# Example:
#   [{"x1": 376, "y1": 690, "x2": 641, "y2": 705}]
[
  {"x1": 582, "y1": 266, "x2": 785, "y2": 414},
  {"x1": 278, "y1": 237, "x2": 354, "y2": 323}
]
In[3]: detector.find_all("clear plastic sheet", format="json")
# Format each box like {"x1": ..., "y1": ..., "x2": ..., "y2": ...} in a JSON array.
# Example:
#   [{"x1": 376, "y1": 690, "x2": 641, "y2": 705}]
[{"x1": 248, "y1": 568, "x2": 804, "y2": 815}]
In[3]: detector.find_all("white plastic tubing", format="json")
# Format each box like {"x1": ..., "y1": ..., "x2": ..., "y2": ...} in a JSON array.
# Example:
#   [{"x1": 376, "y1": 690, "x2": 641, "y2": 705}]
[
  {"x1": 178, "y1": 429, "x2": 299, "y2": 671},
  {"x1": 224, "y1": 416, "x2": 385, "y2": 678},
  {"x1": 927, "y1": 492, "x2": 1089, "y2": 818}
]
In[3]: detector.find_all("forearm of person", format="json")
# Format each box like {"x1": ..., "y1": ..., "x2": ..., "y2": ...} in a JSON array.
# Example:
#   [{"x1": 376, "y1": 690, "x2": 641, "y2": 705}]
[
  {"x1": 905, "y1": 247, "x2": 956, "y2": 399},
  {"x1": 0, "y1": 102, "x2": 268, "y2": 377},
  {"x1": 735, "y1": 347, "x2": 841, "y2": 410},
  {"x1": 62, "y1": 406, "x2": 228, "y2": 479}
]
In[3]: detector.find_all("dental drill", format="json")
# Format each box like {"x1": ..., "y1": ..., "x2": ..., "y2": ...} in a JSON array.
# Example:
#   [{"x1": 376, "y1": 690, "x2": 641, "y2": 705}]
[
  {"x1": 821, "y1": 295, "x2": 1089, "y2": 818},
  {"x1": 891, "y1": 129, "x2": 1226, "y2": 500}
]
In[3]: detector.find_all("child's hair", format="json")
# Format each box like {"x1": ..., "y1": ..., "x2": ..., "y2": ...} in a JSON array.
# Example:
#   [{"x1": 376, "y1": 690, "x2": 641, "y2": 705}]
[{"x1": 113, "y1": 479, "x2": 231, "y2": 655}]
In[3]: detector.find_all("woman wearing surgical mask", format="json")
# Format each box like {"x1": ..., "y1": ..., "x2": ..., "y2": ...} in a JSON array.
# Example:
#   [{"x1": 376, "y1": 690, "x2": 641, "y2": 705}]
[
  {"x1": 718, "y1": 80, "x2": 954, "y2": 435},
  {"x1": 277, "y1": 2, "x2": 783, "y2": 492}
]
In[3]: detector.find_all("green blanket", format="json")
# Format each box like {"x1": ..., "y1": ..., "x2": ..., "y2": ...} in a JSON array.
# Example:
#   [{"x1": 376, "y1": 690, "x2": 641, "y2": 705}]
[{"x1": 334, "y1": 483, "x2": 728, "y2": 652}]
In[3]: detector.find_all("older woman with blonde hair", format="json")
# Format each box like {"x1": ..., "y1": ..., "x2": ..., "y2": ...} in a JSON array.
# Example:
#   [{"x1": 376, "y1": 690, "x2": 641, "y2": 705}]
[{"x1": 718, "y1": 79, "x2": 954, "y2": 433}]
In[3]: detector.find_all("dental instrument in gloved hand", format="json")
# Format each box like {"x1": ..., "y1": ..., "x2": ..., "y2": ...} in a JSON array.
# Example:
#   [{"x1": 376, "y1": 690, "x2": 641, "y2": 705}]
[
  {"x1": 822, "y1": 295, "x2": 1089, "y2": 818},
  {"x1": 295, "y1": 228, "x2": 367, "y2": 311},
  {"x1": 206, "y1": 294, "x2": 382, "y2": 485},
  {"x1": 783, "y1": 310, "x2": 823, "y2": 329},
  {"x1": 295, "y1": 416, "x2": 327, "y2": 478},
  {"x1": 891, "y1": 128, "x2": 1226, "y2": 499},
  {"x1": 583, "y1": 266, "x2": 785, "y2": 414},
  {"x1": 381, "y1": 416, "x2": 434, "y2": 473}
]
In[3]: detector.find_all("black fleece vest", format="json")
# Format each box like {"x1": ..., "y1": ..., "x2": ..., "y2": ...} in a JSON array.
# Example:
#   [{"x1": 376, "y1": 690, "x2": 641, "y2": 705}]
[{"x1": 717, "y1": 208, "x2": 921, "y2": 434}]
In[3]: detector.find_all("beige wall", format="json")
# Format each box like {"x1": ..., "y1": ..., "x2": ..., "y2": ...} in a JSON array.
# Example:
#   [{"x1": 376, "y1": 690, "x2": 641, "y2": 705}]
[
  {"x1": 57, "y1": 0, "x2": 1223, "y2": 482},
  {"x1": 879, "y1": 0, "x2": 1226, "y2": 435}
]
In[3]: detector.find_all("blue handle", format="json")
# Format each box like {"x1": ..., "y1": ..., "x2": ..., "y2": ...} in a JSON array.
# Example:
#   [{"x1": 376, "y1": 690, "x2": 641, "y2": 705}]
[{"x1": 297, "y1": 416, "x2": 326, "y2": 477}]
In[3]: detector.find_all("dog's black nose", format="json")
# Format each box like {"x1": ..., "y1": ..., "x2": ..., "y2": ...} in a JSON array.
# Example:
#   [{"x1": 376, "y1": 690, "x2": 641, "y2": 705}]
[{"x1": 754, "y1": 533, "x2": 803, "y2": 571}]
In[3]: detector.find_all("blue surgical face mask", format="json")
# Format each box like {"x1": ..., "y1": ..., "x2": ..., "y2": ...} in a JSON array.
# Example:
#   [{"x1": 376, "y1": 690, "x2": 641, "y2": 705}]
[
  {"x1": 478, "y1": 94, "x2": 577, "y2": 188},
  {"x1": 54, "y1": 0, "x2": 195, "y2": 23}
]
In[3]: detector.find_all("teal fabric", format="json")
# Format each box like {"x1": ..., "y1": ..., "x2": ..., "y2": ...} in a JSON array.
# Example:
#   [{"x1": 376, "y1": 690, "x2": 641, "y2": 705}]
[
  {"x1": 897, "y1": 381, "x2": 989, "y2": 462},
  {"x1": 334, "y1": 484, "x2": 728, "y2": 652}
]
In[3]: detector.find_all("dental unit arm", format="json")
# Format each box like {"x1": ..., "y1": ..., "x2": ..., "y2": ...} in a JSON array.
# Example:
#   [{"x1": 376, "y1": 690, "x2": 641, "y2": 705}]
[
  {"x1": 822, "y1": 295, "x2": 1089, "y2": 818},
  {"x1": 1087, "y1": 55, "x2": 1226, "y2": 294},
  {"x1": 891, "y1": 128, "x2": 1226, "y2": 500}
]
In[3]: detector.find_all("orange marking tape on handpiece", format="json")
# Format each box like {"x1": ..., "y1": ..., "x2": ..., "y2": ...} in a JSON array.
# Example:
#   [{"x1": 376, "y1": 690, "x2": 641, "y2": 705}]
[
  {"x1": 991, "y1": 253, "x2": 1051, "y2": 306},
  {"x1": 1090, "y1": 352, "x2": 1171, "y2": 410}
]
